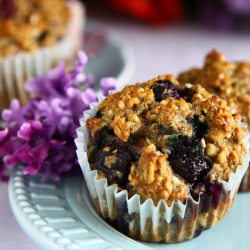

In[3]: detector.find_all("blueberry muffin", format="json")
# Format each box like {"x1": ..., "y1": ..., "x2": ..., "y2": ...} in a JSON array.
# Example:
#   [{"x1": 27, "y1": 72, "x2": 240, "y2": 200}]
[
  {"x1": 0, "y1": 0, "x2": 70, "y2": 56},
  {"x1": 76, "y1": 74, "x2": 250, "y2": 243},
  {"x1": 0, "y1": 0, "x2": 85, "y2": 110},
  {"x1": 177, "y1": 50, "x2": 250, "y2": 192}
]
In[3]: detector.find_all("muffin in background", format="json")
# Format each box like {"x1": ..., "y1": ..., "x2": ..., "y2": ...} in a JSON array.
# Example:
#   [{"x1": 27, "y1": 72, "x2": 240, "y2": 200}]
[
  {"x1": 177, "y1": 50, "x2": 250, "y2": 192},
  {"x1": 0, "y1": 0, "x2": 85, "y2": 110},
  {"x1": 75, "y1": 74, "x2": 250, "y2": 243}
]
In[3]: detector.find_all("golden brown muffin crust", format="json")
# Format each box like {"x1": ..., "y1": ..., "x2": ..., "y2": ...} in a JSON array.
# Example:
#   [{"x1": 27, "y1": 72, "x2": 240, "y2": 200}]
[
  {"x1": 0, "y1": 0, "x2": 71, "y2": 56},
  {"x1": 177, "y1": 50, "x2": 250, "y2": 128},
  {"x1": 86, "y1": 74, "x2": 247, "y2": 205}
]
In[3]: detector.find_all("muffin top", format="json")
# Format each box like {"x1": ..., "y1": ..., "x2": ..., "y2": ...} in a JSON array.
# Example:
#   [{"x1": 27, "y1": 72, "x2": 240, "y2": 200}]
[
  {"x1": 86, "y1": 74, "x2": 247, "y2": 205},
  {"x1": 177, "y1": 50, "x2": 250, "y2": 128},
  {"x1": 0, "y1": 0, "x2": 71, "y2": 57}
]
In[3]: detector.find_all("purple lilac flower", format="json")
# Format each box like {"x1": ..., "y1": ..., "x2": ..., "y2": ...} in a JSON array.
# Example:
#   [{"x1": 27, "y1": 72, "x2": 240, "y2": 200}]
[
  {"x1": 100, "y1": 77, "x2": 116, "y2": 96},
  {"x1": 198, "y1": 0, "x2": 250, "y2": 31},
  {"x1": 0, "y1": 128, "x2": 10, "y2": 181},
  {"x1": 0, "y1": 51, "x2": 117, "y2": 181},
  {"x1": 221, "y1": 0, "x2": 250, "y2": 15}
]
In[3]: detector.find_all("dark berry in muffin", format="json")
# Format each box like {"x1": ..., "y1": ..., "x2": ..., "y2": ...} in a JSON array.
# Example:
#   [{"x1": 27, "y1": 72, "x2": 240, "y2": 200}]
[{"x1": 86, "y1": 74, "x2": 248, "y2": 205}]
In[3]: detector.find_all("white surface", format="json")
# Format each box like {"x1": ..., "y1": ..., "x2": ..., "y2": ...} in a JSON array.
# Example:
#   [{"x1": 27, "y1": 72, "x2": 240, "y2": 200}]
[
  {"x1": 1, "y1": 13, "x2": 250, "y2": 250},
  {"x1": 109, "y1": 22, "x2": 250, "y2": 86},
  {"x1": 8, "y1": 168, "x2": 250, "y2": 250}
]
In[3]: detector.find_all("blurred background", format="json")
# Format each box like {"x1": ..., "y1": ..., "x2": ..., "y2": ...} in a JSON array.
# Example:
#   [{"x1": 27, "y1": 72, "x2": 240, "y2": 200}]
[
  {"x1": 0, "y1": 0, "x2": 250, "y2": 249},
  {"x1": 84, "y1": 0, "x2": 250, "y2": 31},
  {"x1": 81, "y1": 0, "x2": 250, "y2": 86}
]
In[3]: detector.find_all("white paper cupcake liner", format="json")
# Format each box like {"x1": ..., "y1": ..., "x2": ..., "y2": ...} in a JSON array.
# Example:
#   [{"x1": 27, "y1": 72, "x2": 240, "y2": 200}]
[
  {"x1": 239, "y1": 159, "x2": 250, "y2": 192},
  {"x1": 229, "y1": 108, "x2": 250, "y2": 192},
  {"x1": 0, "y1": 0, "x2": 85, "y2": 111},
  {"x1": 75, "y1": 97, "x2": 250, "y2": 243}
]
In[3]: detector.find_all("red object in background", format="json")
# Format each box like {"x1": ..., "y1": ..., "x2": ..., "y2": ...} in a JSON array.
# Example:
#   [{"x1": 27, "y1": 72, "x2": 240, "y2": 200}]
[
  {"x1": 0, "y1": 0, "x2": 16, "y2": 19},
  {"x1": 106, "y1": 0, "x2": 185, "y2": 24}
]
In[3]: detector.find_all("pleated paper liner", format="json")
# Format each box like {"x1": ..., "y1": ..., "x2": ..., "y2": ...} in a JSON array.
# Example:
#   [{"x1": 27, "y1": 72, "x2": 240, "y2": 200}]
[
  {"x1": 239, "y1": 164, "x2": 250, "y2": 192},
  {"x1": 229, "y1": 107, "x2": 250, "y2": 192}
]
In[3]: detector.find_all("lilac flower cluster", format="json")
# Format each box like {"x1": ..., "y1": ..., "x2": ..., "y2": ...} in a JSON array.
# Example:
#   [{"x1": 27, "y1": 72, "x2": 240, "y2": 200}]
[
  {"x1": 0, "y1": 51, "x2": 116, "y2": 181},
  {"x1": 196, "y1": 0, "x2": 250, "y2": 31}
]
